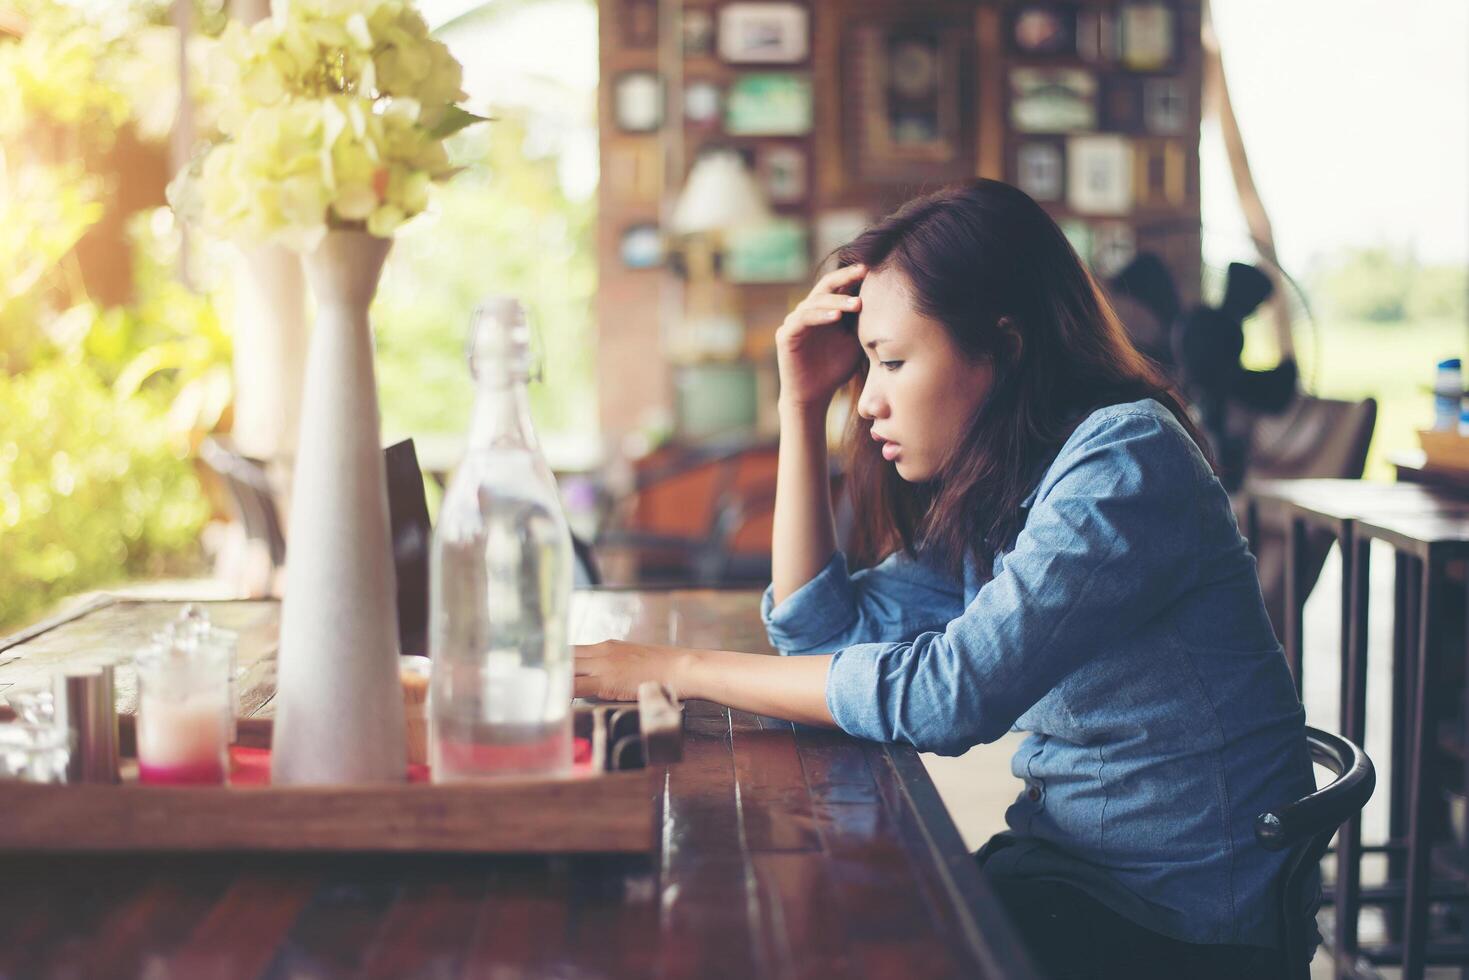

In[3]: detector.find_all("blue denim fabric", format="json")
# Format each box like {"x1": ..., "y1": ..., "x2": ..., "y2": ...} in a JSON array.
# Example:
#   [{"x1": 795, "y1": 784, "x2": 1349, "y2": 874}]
[{"x1": 762, "y1": 398, "x2": 1317, "y2": 949}]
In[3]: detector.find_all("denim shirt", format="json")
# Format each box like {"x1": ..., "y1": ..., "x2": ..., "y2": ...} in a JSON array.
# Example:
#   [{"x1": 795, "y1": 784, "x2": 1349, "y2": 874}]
[{"x1": 761, "y1": 398, "x2": 1317, "y2": 949}]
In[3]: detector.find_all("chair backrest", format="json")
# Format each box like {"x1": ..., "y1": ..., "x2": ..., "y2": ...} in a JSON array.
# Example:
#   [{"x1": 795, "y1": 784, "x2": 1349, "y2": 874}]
[
  {"x1": 1256, "y1": 727, "x2": 1375, "y2": 980},
  {"x1": 1248, "y1": 395, "x2": 1378, "y2": 481},
  {"x1": 384, "y1": 439, "x2": 432, "y2": 658},
  {"x1": 198, "y1": 437, "x2": 287, "y2": 569},
  {"x1": 571, "y1": 534, "x2": 602, "y2": 587}
]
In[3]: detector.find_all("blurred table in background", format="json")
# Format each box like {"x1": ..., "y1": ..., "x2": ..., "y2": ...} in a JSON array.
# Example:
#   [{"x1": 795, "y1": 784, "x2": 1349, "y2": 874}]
[{"x1": 1390, "y1": 449, "x2": 1469, "y2": 495}]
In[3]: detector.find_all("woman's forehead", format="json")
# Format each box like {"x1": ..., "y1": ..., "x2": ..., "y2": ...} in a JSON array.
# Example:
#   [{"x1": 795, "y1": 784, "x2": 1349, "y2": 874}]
[{"x1": 858, "y1": 268, "x2": 938, "y2": 346}]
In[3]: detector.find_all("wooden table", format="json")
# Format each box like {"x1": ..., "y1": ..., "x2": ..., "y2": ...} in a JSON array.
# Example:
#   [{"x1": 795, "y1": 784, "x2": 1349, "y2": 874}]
[
  {"x1": 1350, "y1": 512, "x2": 1469, "y2": 980},
  {"x1": 0, "y1": 590, "x2": 1037, "y2": 979},
  {"x1": 1390, "y1": 450, "x2": 1469, "y2": 495},
  {"x1": 1243, "y1": 481, "x2": 1469, "y2": 979}
]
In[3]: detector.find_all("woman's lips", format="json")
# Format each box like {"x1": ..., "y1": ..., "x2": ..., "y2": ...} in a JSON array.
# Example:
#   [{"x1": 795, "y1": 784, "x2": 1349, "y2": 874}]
[{"x1": 881, "y1": 441, "x2": 901, "y2": 461}]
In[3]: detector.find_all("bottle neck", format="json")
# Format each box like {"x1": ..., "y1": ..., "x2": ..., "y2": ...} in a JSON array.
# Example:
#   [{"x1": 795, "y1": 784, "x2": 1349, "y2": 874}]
[{"x1": 468, "y1": 369, "x2": 539, "y2": 452}]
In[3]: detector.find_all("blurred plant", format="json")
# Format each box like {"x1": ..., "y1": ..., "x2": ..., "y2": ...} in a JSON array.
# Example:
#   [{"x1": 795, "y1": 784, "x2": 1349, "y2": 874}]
[
  {"x1": 107, "y1": 211, "x2": 235, "y2": 443},
  {"x1": 374, "y1": 112, "x2": 595, "y2": 439},
  {"x1": 1311, "y1": 246, "x2": 1467, "y2": 325},
  {"x1": 0, "y1": 6, "x2": 132, "y2": 155},
  {"x1": 169, "y1": 0, "x2": 485, "y2": 249},
  {"x1": 0, "y1": 162, "x2": 104, "y2": 369},
  {"x1": 0, "y1": 1, "x2": 236, "y2": 630},
  {"x1": 1406, "y1": 265, "x2": 1468, "y2": 323},
  {"x1": 0, "y1": 362, "x2": 210, "y2": 628}
]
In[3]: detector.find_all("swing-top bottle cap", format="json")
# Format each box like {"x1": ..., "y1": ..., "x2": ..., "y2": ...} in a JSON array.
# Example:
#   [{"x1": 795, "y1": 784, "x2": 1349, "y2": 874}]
[{"x1": 468, "y1": 296, "x2": 531, "y2": 379}]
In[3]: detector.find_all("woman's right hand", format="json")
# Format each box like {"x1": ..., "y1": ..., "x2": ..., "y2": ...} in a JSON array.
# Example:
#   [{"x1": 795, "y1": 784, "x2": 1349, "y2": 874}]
[{"x1": 774, "y1": 263, "x2": 868, "y2": 412}]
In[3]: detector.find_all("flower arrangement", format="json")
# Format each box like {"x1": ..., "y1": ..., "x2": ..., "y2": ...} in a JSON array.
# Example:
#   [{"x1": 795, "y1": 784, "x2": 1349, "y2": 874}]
[{"x1": 170, "y1": 0, "x2": 482, "y2": 251}]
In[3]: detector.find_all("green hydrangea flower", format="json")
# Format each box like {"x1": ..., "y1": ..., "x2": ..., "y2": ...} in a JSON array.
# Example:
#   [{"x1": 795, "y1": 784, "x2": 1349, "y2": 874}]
[{"x1": 171, "y1": 0, "x2": 481, "y2": 250}]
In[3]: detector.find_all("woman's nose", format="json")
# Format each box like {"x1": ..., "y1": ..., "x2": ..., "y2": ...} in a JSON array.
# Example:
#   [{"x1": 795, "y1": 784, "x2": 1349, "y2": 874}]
[{"x1": 857, "y1": 375, "x2": 887, "y2": 420}]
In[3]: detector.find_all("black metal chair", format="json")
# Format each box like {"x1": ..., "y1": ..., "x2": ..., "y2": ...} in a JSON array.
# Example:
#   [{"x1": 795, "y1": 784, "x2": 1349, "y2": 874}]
[{"x1": 1256, "y1": 726, "x2": 1375, "y2": 980}]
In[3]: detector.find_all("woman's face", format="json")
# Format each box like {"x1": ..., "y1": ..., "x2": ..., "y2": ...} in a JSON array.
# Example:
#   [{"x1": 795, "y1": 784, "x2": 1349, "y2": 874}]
[{"x1": 855, "y1": 268, "x2": 996, "y2": 482}]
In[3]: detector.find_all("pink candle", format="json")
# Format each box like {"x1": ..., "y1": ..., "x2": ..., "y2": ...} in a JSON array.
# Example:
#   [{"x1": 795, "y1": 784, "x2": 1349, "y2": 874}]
[
  {"x1": 137, "y1": 693, "x2": 228, "y2": 785},
  {"x1": 134, "y1": 641, "x2": 231, "y2": 786}
]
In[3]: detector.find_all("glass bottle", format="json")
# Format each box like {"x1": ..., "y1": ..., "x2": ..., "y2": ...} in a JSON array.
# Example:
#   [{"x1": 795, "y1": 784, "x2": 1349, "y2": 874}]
[{"x1": 429, "y1": 297, "x2": 574, "y2": 781}]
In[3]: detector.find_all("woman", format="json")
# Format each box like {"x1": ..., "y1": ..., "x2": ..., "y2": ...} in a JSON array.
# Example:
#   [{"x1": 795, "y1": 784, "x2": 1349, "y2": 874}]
[{"x1": 576, "y1": 180, "x2": 1315, "y2": 978}]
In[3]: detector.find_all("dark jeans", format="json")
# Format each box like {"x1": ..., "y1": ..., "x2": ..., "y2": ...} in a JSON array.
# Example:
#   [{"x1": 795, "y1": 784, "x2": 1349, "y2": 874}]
[{"x1": 976, "y1": 839, "x2": 1284, "y2": 980}]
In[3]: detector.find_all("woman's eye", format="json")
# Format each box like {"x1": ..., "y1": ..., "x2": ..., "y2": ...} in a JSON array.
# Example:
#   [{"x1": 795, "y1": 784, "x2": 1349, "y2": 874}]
[{"x1": 879, "y1": 360, "x2": 904, "y2": 372}]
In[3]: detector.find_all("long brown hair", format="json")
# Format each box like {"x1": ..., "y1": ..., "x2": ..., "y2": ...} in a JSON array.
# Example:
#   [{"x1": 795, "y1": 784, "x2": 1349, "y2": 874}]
[{"x1": 836, "y1": 179, "x2": 1210, "y2": 574}]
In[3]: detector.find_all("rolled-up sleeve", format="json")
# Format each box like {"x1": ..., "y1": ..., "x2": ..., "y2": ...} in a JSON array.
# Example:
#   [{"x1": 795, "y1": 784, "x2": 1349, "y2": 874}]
[
  {"x1": 825, "y1": 412, "x2": 1209, "y2": 755},
  {"x1": 761, "y1": 548, "x2": 964, "y2": 655}
]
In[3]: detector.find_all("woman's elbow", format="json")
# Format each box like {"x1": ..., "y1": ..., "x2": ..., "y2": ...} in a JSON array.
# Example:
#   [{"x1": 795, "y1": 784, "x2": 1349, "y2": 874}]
[{"x1": 897, "y1": 704, "x2": 1010, "y2": 756}]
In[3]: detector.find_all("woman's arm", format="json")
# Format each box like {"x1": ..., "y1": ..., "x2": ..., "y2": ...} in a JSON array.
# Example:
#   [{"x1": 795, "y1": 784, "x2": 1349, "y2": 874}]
[
  {"x1": 770, "y1": 263, "x2": 867, "y2": 604},
  {"x1": 575, "y1": 640, "x2": 837, "y2": 728},
  {"x1": 770, "y1": 399, "x2": 837, "y2": 604}
]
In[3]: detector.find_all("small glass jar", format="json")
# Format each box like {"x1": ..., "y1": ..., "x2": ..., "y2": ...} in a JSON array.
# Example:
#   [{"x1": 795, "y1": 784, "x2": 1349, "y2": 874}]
[
  {"x1": 174, "y1": 605, "x2": 240, "y2": 741},
  {"x1": 135, "y1": 642, "x2": 231, "y2": 785},
  {"x1": 0, "y1": 721, "x2": 71, "y2": 783}
]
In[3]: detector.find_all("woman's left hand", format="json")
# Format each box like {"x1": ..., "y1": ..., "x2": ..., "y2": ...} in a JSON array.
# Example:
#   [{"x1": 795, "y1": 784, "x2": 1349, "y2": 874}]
[{"x1": 574, "y1": 640, "x2": 688, "y2": 701}]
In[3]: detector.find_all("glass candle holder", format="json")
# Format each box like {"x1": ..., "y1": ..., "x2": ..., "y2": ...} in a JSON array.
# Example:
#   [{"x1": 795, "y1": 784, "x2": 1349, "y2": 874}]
[
  {"x1": 135, "y1": 642, "x2": 231, "y2": 785},
  {"x1": 0, "y1": 721, "x2": 71, "y2": 783},
  {"x1": 172, "y1": 605, "x2": 240, "y2": 742},
  {"x1": 4, "y1": 687, "x2": 55, "y2": 727}
]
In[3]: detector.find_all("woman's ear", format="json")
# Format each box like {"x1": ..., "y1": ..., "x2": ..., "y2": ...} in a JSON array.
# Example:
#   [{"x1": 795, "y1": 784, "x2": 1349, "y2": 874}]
[{"x1": 996, "y1": 316, "x2": 1024, "y2": 363}]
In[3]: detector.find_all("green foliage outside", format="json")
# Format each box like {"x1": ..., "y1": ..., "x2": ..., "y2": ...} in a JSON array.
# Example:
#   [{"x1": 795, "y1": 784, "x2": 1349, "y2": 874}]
[
  {"x1": 0, "y1": 365, "x2": 211, "y2": 627},
  {"x1": 374, "y1": 117, "x2": 597, "y2": 440},
  {"x1": 1308, "y1": 247, "x2": 1468, "y2": 324},
  {"x1": 0, "y1": 2, "x2": 223, "y2": 630}
]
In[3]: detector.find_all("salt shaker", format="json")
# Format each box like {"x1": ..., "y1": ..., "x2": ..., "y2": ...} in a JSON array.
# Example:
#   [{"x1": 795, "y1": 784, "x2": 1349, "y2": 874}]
[{"x1": 52, "y1": 664, "x2": 119, "y2": 784}]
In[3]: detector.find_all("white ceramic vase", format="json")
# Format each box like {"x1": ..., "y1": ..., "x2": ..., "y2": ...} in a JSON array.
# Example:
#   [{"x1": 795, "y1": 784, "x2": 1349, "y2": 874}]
[{"x1": 271, "y1": 229, "x2": 407, "y2": 785}]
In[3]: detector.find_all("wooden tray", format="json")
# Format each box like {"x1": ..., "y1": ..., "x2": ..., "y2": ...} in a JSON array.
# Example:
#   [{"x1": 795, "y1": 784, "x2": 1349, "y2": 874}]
[
  {"x1": 0, "y1": 683, "x2": 682, "y2": 855},
  {"x1": 1419, "y1": 428, "x2": 1469, "y2": 473}
]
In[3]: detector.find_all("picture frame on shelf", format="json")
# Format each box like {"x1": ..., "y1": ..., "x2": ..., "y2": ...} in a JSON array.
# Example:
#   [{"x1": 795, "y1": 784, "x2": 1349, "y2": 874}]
[
  {"x1": 618, "y1": 0, "x2": 658, "y2": 49},
  {"x1": 1067, "y1": 135, "x2": 1134, "y2": 215},
  {"x1": 1142, "y1": 78, "x2": 1187, "y2": 134},
  {"x1": 814, "y1": 209, "x2": 871, "y2": 265},
  {"x1": 682, "y1": 7, "x2": 716, "y2": 57},
  {"x1": 605, "y1": 140, "x2": 661, "y2": 202},
  {"x1": 1103, "y1": 76, "x2": 1144, "y2": 132},
  {"x1": 1120, "y1": 2, "x2": 1174, "y2": 71},
  {"x1": 756, "y1": 144, "x2": 808, "y2": 204},
  {"x1": 619, "y1": 223, "x2": 665, "y2": 269},
  {"x1": 1010, "y1": 5, "x2": 1075, "y2": 56},
  {"x1": 849, "y1": 20, "x2": 969, "y2": 182},
  {"x1": 612, "y1": 71, "x2": 664, "y2": 133},
  {"x1": 683, "y1": 80, "x2": 722, "y2": 127},
  {"x1": 1009, "y1": 68, "x2": 1097, "y2": 133},
  {"x1": 1075, "y1": 8, "x2": 1118, "y2": 64},
  {"x1": 725, "y1": 217, "x2": 810, "y2": 283},
  {"x1": 724, "y1": 72, "x2": 812, "y2": 136},
  {"x1": 674, "y1": 363, "x2": 758, "y2": 440},
  {"x1": 718, "y1": 2, "x2": 810, "y2": 65},
  {"x1": 1134, "y1": 139, "x2": 1187, "y2": 208},
  {"x1": 1091, "y1": 222, "x2": 1137, "y2": 277},
  {"x1": 1015, "y1": 141, "x2": 1065, "y2": 202}
]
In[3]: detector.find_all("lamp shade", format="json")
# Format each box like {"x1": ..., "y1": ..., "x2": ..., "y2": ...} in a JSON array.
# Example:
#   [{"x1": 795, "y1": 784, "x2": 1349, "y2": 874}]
[{"x1": 670, "y1": 151, "x2": 773, "y2": 235}]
